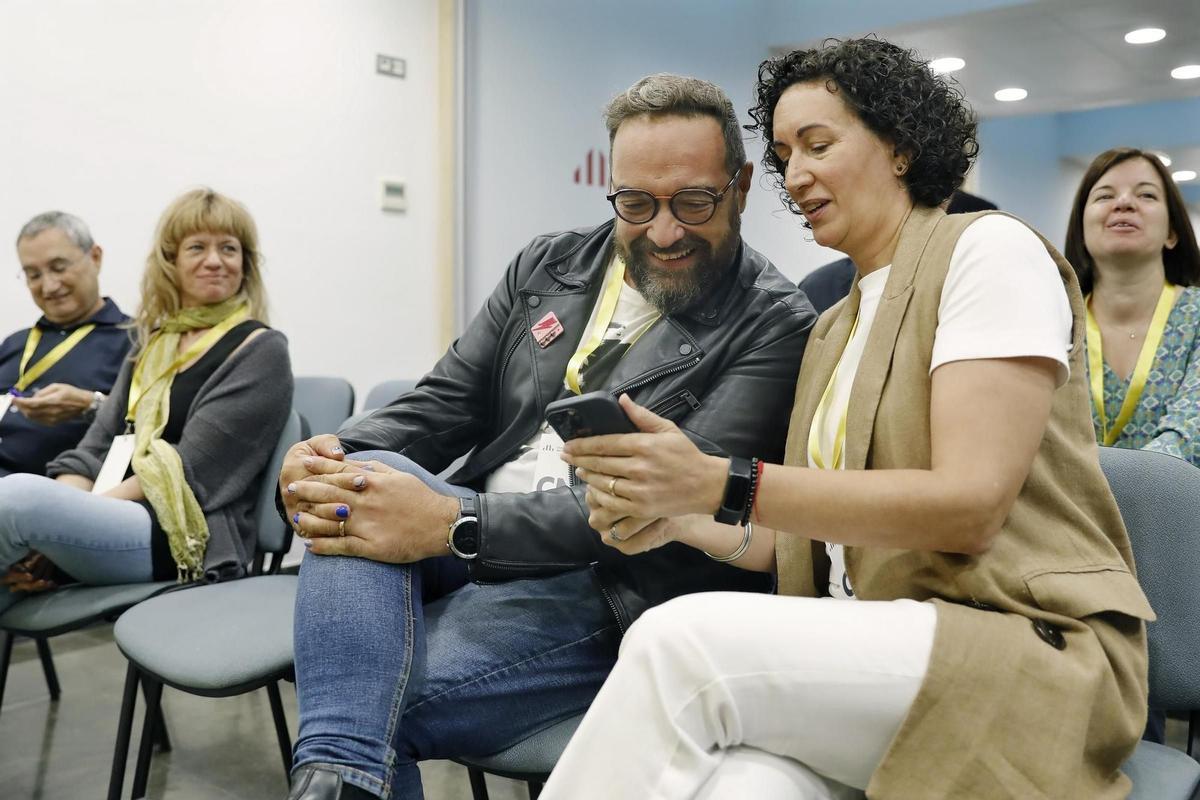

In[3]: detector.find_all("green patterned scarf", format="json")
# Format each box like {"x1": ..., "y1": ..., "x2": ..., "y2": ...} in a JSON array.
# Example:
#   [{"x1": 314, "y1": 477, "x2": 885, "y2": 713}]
[{"x1": 130, "y1": 295, "x2": 249, "y2": 581}]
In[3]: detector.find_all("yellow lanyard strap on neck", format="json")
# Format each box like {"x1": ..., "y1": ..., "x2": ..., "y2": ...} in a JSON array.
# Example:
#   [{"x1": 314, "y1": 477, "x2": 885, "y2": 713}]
[
  {"x1": 564, "y1": 255, "x2": 630, "y2": 396},
  {"x1": 16, "y1": 324, "x2": 97, "y2": 392},
  {"x1": 1086, "y1": 281, "x2": 1178, "y2": 446},
  {"x1": 808, "y1": 314, "x2": 860, "y2": 470},
  {"x1": 126, "y1": 309, "x2": 249, "y2": 422}
]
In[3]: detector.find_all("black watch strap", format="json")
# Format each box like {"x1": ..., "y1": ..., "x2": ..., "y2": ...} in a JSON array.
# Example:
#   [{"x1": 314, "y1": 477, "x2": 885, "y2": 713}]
[
  {"x1": 448, "y1": 495, "x2": 480, "y2": 560},
  {"x1": 714, "y1": 456, "x2": 753, "y2": 525}
]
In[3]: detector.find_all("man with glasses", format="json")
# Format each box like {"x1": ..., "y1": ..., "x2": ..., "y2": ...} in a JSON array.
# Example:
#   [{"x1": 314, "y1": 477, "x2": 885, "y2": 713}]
[
  {"x1": 281, "y1": 73, "x2": 815, "y2": 800},
  {"x1": 0, "y1": 211, "x2": 130, "y2": 477}
]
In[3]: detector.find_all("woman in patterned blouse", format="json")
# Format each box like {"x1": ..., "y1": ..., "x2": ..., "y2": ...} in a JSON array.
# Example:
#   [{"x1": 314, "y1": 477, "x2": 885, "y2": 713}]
[{"x1": 1065, "y1": 147, "x2": 1200, "y2": 467}]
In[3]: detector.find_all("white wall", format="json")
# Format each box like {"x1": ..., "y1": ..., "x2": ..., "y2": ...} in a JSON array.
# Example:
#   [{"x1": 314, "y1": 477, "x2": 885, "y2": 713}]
[{"x1": 0, "y1": 0, "x2": 442, "y2": 400}]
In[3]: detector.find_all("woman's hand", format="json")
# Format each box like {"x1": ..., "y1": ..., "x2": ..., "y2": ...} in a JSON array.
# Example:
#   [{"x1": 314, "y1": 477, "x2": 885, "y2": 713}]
[
  {"x1": 562, "y1": 394, "x2": 728, "y2": 523},
  {"x1": 589, "y1": 514, "x2": 694, "y2": 556},
  {"x1": 2, "y1": 552, "x2": 63, "y2": 593}
]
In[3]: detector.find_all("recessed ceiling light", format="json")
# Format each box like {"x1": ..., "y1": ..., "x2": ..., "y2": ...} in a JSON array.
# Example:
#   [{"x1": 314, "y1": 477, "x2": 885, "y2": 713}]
[
  {"x1": 1172, "y1": 65, "x2": 1200, "y2": 80},
  {"x1": 994, "y1": 88, "x2": 1028, "y2": 102},
  {"x1": 1125, "y1": 28, "x2": 1166, "y2": 44},
  {"x1": 1153, "y1": 152, "x2": 1173, "y2": 167},
  {"x1": 1173, "y1": 170, "x2": 1197, "y2": 182},
  {"x1": 930, "y1": 57, "x2": 965, "y2": 74}
]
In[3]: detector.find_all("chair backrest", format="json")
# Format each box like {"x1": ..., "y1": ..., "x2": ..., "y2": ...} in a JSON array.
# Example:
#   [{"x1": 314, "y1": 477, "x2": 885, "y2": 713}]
[
  {"x1": 252, "y1": 409, "x2": 304, "y2": 559},
  {"x1": 293, "y1": 376, "x2": 356, "y2": 435},
  {"x1": 1098, "y1": 446, "x2": 1200, "y2": 711},
  {"x1": 364, "y1": 379, "x2": 418, "y2": 411}
]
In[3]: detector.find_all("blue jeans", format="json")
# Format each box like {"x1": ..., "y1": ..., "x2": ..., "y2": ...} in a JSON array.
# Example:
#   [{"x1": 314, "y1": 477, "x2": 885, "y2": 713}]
[
  {"x1": 291, "y1": 452, "x2": 620, "y2": 799},
  {"x1": 0, "y1": 473, "x2": 155, "y2": 615}
]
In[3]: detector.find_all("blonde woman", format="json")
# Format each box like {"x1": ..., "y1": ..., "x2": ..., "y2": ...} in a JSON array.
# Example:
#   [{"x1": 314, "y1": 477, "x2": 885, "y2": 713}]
[{"x1": 0, "y1": 189, "x2": 292, "y2": 608}]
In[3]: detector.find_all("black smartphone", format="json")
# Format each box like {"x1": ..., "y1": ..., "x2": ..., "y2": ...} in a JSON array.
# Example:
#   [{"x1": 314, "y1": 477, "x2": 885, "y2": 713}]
[{"x1": 545, "y1": 391, "x2": 637, "y2": 440}]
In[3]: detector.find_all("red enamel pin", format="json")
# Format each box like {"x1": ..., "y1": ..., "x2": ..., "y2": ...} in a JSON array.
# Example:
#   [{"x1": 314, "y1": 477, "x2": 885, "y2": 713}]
[{"x1": 531, "y1": 311, "x2": 564, "y2": 348}]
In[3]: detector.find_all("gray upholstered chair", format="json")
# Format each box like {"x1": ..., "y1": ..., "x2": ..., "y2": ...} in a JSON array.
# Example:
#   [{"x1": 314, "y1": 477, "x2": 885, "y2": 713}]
[
  {"x1": 293, "y1": 376, "x2": 356, "y2": 435},
  {"x1": 363, "y1": 378, "x2": 417, "y2": 411},
  {"x1": 453, "y1": 713, "x2": 584, "y2": 800},
  {"x1": 105, "y1": 409, "x2": 303, "y2": 800},
  {"x1": 1102, "y1": 447, "x2": 1200, "y2": 799}
]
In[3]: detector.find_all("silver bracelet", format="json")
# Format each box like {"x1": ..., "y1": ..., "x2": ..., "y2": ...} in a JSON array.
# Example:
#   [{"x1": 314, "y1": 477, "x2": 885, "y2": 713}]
[{"x1": 703, "y1": 520, "x2": 753, "y2": 563}]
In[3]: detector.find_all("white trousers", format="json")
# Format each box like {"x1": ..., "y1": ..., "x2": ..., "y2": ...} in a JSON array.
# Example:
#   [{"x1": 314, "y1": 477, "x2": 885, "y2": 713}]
[{"x1": 540, "y1": 593, "x2": 938, "y2": 800}]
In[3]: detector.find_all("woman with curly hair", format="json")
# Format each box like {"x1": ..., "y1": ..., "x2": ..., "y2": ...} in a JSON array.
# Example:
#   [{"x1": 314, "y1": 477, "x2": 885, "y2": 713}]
[
  {"x1": 1065, "y1": 147, "x2": 1200, "y2": 466},
  {"x1": 541, "y1": 38, "x2": 1150, "y2": 799}
]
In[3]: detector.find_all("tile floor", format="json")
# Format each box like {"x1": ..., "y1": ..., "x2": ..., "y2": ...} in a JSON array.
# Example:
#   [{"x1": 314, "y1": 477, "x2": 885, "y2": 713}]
[{"x1": 0, "y1": 626, "x2": 528, "y2": 800}]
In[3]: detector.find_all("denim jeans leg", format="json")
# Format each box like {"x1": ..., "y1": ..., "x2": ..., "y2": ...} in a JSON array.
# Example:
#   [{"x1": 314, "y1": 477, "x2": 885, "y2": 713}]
[
  {"x1": 290, "y1": 451, "x2": 474, "y2": 797},
  {"x1": 388, "y1": 567, "x2": 621, "y2": 799},
  {"x1": 0, "y1": 473, "x2": 154, "y2": 614}
]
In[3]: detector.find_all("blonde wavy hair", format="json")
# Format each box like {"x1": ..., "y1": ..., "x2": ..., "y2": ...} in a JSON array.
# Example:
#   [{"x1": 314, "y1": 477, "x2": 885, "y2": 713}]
[{"x1": 131, "y1": 188, "x2": 269, "y2": 352}]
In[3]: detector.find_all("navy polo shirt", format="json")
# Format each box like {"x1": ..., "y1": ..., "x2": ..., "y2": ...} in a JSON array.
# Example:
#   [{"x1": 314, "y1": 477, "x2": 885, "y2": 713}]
[{"x1": 0, "y1": 297, "x2": 132, "y2": 476}]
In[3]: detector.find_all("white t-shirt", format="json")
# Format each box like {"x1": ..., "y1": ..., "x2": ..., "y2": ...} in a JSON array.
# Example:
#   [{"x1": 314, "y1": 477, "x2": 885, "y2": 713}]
[
  {"x1": 816, "y1": 215, "x2": 1073, "y2": 599},
  {"x1": 486, "y1": 257, "x2": 659, "y2": 495}
]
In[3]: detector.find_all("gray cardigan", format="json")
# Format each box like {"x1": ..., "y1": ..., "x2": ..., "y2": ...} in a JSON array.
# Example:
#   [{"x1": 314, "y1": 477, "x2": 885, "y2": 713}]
[{"x1": 47, "y1": 329, "x2": 293, "y2": 580}]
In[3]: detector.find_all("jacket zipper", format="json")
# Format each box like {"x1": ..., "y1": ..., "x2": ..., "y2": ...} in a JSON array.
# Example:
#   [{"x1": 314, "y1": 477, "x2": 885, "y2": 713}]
[
  {"x1": 493, "y1": 329, "x2": 527, "y2": 419},
  {"x1": 610, "y1": 356, "x2": 701, "y2": 397},
  {"x1": 647, "y1": 389, "x2": 701, "y2": 418},
  {"x1": 597, "y1": 579, "x2": 627, "y2": 633}
]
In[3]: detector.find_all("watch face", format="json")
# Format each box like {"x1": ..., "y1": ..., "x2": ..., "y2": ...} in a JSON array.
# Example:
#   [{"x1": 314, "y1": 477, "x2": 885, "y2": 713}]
[{"x1": 453, "y1": 518, "x2": 479, "y2": 556}]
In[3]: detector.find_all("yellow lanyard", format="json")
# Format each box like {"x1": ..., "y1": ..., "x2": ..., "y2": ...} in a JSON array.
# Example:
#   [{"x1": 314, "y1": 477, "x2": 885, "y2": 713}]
[
  {"x1": 1085, "y1": 281, "x2": 1178, "y2": 446},
  {"x1": 126, "y1": 308, "x2": 250, "y2": 422},
  {"x1": 564, "y1": 255, "x2": 637, "y2": 395},
  {"x1": 808, "y1": 314, "x2": 860, "y2": 470},
  {"x1": 15, "y1": 324, "x2": 97, "y2": 392}
]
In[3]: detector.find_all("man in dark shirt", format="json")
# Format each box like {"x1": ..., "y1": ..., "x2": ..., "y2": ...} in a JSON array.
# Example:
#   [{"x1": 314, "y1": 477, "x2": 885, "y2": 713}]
[
  {"x1": 0, "y1": 212, "x2": 131, "y2": 476},
  {"x1": 799, "y1": 190, "x2": 998, "y2": 314}
]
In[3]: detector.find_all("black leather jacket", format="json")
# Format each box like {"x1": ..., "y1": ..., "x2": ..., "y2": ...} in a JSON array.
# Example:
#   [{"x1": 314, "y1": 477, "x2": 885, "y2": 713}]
[{"x1": 340, "y1": 221, "x2": 816, "y2": 632}]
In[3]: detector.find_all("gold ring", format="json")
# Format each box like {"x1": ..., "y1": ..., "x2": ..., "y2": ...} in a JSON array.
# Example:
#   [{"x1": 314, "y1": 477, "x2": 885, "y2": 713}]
[
  {"x1": 608, "y1": 476, "x2": 619, "y2": 496},
  {"x1": 338, "y1": 520, "x2": 346, "y2": 537}
]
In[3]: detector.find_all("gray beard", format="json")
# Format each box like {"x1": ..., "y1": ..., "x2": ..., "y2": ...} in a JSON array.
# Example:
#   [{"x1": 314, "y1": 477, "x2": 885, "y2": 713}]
[{"x1": 620, "y1": 229, "x2": 738, "y2": 316}]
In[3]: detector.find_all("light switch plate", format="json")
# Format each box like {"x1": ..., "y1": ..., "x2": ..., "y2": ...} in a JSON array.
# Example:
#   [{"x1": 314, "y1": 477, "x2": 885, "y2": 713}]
[{"x1": 381, "y1": 178, "x2": 407, "y2": 213}]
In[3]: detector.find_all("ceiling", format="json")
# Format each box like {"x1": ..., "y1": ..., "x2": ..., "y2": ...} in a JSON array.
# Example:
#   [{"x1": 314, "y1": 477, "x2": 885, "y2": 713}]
[{"x1": 775, "y1": 0, "x2": 1200, "y2": 118}]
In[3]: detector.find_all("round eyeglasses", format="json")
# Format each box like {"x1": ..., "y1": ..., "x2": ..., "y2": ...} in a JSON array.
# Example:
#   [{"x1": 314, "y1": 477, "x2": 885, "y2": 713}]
[{"x1": 607, "y1": 173, "x2": 739, "y2": 226}]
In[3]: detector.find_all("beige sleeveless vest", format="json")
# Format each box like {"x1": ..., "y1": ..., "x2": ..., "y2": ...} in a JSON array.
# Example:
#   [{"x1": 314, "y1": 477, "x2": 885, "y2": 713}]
[{"x1": 777, "y1": 206, "x2": 1152, "y2": 799}]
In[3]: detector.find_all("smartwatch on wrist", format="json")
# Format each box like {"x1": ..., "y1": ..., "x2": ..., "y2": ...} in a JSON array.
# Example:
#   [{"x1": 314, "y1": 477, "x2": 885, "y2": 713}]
[
  {"x1": 714, "y1": 456, "x2": 753, "y2": 525},
  {"x1": 447, "y1": 495, "x2": 480, "y2": 560}
]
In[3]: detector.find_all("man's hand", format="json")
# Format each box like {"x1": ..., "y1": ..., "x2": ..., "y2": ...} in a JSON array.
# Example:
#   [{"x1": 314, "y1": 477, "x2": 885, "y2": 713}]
[
  {"x1": 279, "y1": 434, "x2": 346, "y2": 522},
  {"x1": 12, "y1": 383, "x2": 93, "y2": 425},
  {"x1": 286, "y1": 456, "x2": 459, "y2": 563}
]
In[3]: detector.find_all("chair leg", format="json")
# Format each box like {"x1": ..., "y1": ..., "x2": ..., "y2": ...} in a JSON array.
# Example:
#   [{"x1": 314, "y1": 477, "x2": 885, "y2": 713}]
[
  {"x1": 153, "y1": 703, "x2": 172, "y2": 753},
  {"x1": 467, "y1": 767, "x2": 490, "y2": 800},
  {"x1": 0, "y1": 631, "x2": 13, "y2": 717},
  {"x1": 35, "y1": 638, "x2": 60, "y2": 700},
  {"x1": 131, "y1": 677, "x2": 163, "y2": 799},
  {"x1": 107, "y1": 664, "x2": 140, "y2": 800},
  {"x1": 266, "y1": 681, "x2": 293, "y2": 776},
  {"x1": 527, "y1": 780, "x2": 543, "y2": 800}
]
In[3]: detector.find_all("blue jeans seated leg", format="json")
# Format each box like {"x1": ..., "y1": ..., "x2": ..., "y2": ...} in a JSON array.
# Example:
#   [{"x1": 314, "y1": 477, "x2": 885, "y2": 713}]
[
  {"x1": 291, "y1": 451, "x2": 620, "y2": 799},
  {"x1": 0, "y1": 473, "x2": 154, "y2": 615}
]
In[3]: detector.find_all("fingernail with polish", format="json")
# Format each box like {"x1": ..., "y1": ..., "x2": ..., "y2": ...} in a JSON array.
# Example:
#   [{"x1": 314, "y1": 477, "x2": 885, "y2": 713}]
[
  {"x1": 336, "y1": 505, "x2": 350, "y2": 519},
  {"x1": 353, "y1": 476, "x2": 367, "y2": 488},
  {"x1": 292, "y1": 512, "x2": 300, "y2": 524},
  {"x1": 286, "y1": 483, "x2": 297, "y2": 494}
]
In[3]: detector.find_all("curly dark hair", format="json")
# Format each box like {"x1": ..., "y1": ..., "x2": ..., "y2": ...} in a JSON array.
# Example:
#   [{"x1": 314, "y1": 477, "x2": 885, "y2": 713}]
[{"x1": 746, "y1": 37, "x2": 979, "y2": 215}]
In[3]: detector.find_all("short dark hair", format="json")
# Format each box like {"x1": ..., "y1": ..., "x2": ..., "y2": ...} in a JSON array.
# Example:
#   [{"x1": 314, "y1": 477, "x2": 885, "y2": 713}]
[
  {"x1": 1063, "y1": 147, "x2": 1200, "y2": 294},
  {"x1": 746, "y1": 37, "x2": 979, "y2": 215},
  {"x1": 605, "y1": 73, "x2": 746, "y2": 178}
]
